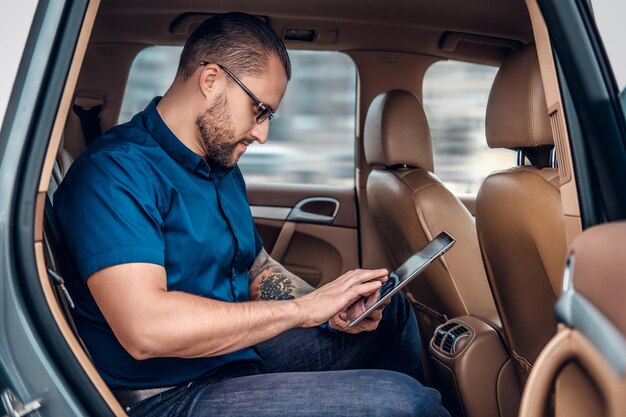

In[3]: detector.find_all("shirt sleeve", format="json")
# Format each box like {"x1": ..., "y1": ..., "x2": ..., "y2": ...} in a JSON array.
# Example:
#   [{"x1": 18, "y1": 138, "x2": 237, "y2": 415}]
[{"x1": 53, "y1": 147, "x2": 165, "y2": 280}]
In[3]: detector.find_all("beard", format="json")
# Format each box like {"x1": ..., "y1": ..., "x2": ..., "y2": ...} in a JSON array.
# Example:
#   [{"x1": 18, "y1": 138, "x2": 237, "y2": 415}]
[{"x1": 196, "y1": 94, "x2": 252, "y2": 169}]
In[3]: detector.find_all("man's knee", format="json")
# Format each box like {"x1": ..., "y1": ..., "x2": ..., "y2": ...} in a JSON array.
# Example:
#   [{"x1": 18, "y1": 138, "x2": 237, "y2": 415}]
[{"x1": 350, "y1": 370, "x2": 449, "y2": 417}]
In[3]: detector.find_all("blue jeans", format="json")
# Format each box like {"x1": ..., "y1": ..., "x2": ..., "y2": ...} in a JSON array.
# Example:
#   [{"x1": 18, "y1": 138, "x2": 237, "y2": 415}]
[{"x1": 128, "y1": 293, "x2": 450, "y2": 416}]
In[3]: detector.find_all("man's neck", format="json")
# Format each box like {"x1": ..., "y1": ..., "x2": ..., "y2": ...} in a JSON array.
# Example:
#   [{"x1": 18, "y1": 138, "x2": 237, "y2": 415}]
[{"x1": 156, "y1": 89, "x2": 204, "y2": 157}]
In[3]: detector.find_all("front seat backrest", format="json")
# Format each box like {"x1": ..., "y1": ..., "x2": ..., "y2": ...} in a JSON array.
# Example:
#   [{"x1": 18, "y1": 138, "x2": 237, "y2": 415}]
[
  {"x1": 476, "y1": 43, "x2": 568, "y2": 385},
  {"x1": 364, "y1": 89, "x2": 499, "y2": 347}
]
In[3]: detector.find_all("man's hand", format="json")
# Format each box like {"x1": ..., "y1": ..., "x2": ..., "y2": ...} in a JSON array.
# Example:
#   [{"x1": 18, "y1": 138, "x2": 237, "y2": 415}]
[
  {"x1": 294, "y1": 268, "x2": 388, "y2": 328},
  {"x1": 328, "y1": 283, "x2": 391, "y2": 334}
]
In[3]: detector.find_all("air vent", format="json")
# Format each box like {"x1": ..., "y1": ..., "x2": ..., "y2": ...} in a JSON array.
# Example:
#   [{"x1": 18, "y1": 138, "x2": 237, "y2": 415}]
[
  {"x1": 433, "y1": 322, "x2": 457, "y2": 347},
  {"x1": 431, "y1": 322, "x2": 471, "y2": 355}
]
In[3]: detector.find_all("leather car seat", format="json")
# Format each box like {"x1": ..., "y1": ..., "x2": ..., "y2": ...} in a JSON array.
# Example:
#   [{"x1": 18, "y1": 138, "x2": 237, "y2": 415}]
[
  {"x1": 364, "y1": 89, "x2": 499, "y2": 348},
  {"x1": 476, "y1": 43, "x2": 568, "y2": 385}
]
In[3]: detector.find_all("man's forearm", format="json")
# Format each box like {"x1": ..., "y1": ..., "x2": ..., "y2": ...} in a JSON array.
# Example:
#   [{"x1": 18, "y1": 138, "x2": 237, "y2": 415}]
[
  {"x1": 248, "y1": 249, "x2": 315, "y2": 300},
  {"x1": 130, "y1": 290, "x2": 303, "y2": 360},
  {"x1": 87, "y1": 262, "x2": 309, "y2": 361}
]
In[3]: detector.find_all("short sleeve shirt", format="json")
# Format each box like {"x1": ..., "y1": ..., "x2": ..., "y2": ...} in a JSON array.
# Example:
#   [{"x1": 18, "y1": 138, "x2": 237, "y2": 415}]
[{"x1": 53, "y1": 97, "x2": 263, "y2": 388}]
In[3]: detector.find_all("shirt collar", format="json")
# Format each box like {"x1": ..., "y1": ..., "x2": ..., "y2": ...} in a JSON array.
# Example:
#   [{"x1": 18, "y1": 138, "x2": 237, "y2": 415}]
[{"x1": 142, "y1": 97, "x2": 212, "y2": 177}]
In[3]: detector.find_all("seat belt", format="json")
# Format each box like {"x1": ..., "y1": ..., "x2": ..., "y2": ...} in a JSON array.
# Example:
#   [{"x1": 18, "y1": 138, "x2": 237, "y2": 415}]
[
  {"x1": 72, "y1": 91, "x2": 106, "y2": 146},
  {"x1": 43, "y1": 193, "x2": 93, "y2": 361}
]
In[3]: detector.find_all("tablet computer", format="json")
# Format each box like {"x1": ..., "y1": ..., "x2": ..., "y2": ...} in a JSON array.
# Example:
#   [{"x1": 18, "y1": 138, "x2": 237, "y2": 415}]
[{"x1": 347, "y1": 231, "x2": 455, "y2": 328}]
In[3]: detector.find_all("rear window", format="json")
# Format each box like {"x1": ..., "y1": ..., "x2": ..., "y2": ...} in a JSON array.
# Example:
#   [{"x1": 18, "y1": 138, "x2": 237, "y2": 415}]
[
  {"x1": 119, "y1": 47, "x2": 357, "y2": 187},
  {"x1": 423, "y1": 60, "x2": 514, "y2": 194}
]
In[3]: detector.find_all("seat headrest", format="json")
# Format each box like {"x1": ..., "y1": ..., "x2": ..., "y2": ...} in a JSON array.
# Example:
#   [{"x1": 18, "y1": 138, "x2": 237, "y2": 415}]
[
  {"x1": 364, "y1": 89, "x2": 433, "y2": 172},
  {"x1": 486, "y1": 43, "x2": 553, "y2": 149}
]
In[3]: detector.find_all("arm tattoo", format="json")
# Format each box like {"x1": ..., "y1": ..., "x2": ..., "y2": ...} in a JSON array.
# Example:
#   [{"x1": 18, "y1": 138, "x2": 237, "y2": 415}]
[
  {"x1": 248, "y1": 249, "x2": 315, "y2": 300},
  {"x1": 248, "y1": 249, "x2": 270, "y2": 285},
  {"x1": 259, "y1": 274, "x2": 296, "y2": 300}
]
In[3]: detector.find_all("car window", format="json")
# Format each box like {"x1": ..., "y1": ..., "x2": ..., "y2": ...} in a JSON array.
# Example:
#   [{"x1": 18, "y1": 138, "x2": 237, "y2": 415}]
[
  {"x1": 119, "y1": 47, "x2": 357, "y2": 187},
  {"x1": 590, "y1": 0, "x2": 626, "y2": 115},
  {"x1": 423, "y1": 60, "x2": 514, "y2": 194},
  {"x1": 0, "y1": 0, "x2": 38, "y2": 124}
]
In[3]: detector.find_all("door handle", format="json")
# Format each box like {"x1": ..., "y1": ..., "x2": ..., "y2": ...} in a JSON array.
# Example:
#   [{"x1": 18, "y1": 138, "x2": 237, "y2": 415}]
[{"x1": 287, "y1": 197, "x2": 340, "y2": 225}]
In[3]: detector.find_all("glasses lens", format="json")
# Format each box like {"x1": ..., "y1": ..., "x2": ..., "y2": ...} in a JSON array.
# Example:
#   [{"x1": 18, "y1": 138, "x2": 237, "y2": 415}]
[{"x1": 256, "y1": 105, "x2": 273, "y2": 124}]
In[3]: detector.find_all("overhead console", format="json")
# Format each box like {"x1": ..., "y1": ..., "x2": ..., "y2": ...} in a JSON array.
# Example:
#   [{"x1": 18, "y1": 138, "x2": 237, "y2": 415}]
[{"x1": 428, "y1": 316, "x2": 521, "y2": 417}]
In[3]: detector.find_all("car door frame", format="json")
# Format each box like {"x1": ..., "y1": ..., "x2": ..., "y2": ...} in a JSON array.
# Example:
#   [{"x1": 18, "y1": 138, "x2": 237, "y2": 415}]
[
  {"x1": 538, "y1": 0, "x2": 626, "y2": 227},
  {"x1": 0, "y1": 0, "x2": 120, "y2": 415}
]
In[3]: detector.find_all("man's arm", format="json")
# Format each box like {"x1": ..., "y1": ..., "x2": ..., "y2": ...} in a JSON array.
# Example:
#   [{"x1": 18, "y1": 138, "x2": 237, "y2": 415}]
[
  {"x1": 248, "y1": 249, "x2": 390, "y2": 334},
  {"x1": 87, "y1": 262, "x2": 386, "y2": 361},
  {"x1": 248, "y1": 248, "x2": 314, "y2": 300}
]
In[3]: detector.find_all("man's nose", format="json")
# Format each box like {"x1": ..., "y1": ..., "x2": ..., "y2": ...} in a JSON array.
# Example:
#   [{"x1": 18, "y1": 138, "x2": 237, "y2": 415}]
[{"x1": 249, "y1": 121, "x2": 270, "y2": 144}]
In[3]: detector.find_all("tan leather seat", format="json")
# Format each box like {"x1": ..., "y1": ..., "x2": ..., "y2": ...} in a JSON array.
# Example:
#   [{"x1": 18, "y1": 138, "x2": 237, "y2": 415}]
[
  {"x1": 364, "y1": 89, "x2": 499, "y2": 348},
  {"x1": 476, "y1": 43, "x2": 568, "y2": 385},
  {"x1": 520, "y1": 223, "x2": 626, "y2": 417}
]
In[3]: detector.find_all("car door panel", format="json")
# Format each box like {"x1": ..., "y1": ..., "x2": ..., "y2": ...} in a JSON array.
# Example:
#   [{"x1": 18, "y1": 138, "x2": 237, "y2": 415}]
[
  {"x1": 248, "y1": 183, "x2": 359, "y2": 287},
  {"x1": 519, "y1": 223, "x2": 626, "y2": 417}
]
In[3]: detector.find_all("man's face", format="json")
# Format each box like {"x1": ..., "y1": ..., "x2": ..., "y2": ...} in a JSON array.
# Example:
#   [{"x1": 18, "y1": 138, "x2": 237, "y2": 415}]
[
  {"x1": 196, "y1": 56, "x2": 288, "y2": 169},
  {"x1": 196, "y1": 94, "x2": 247, "y2": 168}
]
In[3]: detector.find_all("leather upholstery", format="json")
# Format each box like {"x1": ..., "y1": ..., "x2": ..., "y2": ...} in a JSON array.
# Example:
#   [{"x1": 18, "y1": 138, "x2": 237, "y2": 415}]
[
  {"x1": 569, "y1": 222, "x2": 626, "y2": 337},
  {"x1": 477, "y1": 167, "x2": 567, "y2": 380},
  {"x1": 364, "y1": 90, "x2": 499, "y2": 348},
  {"x1": 364, "y1": 90, "x2": 433, "y2": 171},
  {"x1": 486, "y1": 43, "x2": 553, "y2": 149},
  {"x1": 519, "y1": 224, "x2": 626, "y2": 417},
  {"x1": 477, "y1": 43, "x2": 568, "y2": 385}
]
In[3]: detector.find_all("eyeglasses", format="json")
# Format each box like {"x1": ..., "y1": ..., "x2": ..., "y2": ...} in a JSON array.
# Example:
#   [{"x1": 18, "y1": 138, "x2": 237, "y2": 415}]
[{"x1": 199, "y1": 61, "x2": 275, "y2": 124}]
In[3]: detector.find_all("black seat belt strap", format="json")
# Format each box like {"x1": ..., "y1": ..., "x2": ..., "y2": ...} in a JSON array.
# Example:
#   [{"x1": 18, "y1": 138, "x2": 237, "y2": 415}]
[
  {"x1": 43, "y1": 194, "x2": 94, "y2": 361},
  {"x1": 72, "y1": 103, "x2": 102, "y2": 146},
  {"x1": 72, "y1": 90, "x2": 106, "y2": 146}
]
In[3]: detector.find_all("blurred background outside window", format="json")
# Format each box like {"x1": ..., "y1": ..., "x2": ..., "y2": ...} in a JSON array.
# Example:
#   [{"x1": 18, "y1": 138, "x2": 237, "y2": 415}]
[
  {"x1": 119, "y1": 47, "x2": 357, "y2": 187},
  {"x1": 590, "y1": 0, "x2": 626, "y2": 116},
  {"x1": 120, "y1": 48, "x2": 514, "y2": 193},
  {"x1": 423, "y1": 60, "x2": 514, "y2": 194}
]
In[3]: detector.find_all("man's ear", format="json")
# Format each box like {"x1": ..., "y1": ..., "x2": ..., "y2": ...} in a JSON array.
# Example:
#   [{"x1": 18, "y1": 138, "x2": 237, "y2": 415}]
[{"x1": 198, "y1": 63, "x2": 220, "y2": 98}]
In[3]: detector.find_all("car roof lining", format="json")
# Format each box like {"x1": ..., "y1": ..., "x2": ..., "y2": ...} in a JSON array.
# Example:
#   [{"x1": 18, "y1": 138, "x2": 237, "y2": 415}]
[{"x1": 90, "y1": 0, "x2": 534, "y2": 66}]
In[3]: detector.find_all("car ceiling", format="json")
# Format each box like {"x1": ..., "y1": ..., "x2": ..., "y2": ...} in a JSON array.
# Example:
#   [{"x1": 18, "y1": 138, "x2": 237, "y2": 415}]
[{"x1": 92, "y1": 0, "x2": 533, "y2": 64}]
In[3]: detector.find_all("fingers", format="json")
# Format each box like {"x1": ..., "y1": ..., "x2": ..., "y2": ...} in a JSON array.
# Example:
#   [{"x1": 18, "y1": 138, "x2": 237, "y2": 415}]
[
  {"x1": 306, "y1": 268, "x2": 389, "y2": 327},
  {"x1": 368, "y1": 308, "x2": 383, "y2": 322},
  {"x1": 346, "y1": 318, "x2": 379, "y2": 333},
  {"x1": 353, "y1": 280, "x2": 382, "y2": 298},
  {"x1": 329, "y1": 302, "x2": 386, "y2": 334},
  {"x1": 341, "y1": 268, "x2": 388, "y2": 286},
  {"x1": 365, "y1": 290, "x2": 380, "y2": 303}
]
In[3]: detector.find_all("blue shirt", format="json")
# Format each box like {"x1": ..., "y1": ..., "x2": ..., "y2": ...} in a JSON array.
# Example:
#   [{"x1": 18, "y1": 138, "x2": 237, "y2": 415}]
[{"x1": 53, "y1": 97, "x2": 263, "y2": 388}]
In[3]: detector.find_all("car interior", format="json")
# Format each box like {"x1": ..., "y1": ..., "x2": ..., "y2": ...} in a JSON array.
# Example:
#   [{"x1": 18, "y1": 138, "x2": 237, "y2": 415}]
[{"x1": 28, "y1": 0, "x2": 625, "y2": 416}]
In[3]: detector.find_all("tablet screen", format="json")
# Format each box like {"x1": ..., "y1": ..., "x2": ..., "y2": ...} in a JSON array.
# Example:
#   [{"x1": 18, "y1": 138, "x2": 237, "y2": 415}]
[{"x1": 347, "y1": 231, "x2": 455, "y2": 327}]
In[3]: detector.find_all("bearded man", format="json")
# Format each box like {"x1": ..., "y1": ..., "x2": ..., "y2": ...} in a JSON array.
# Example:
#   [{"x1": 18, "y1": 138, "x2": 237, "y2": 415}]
[{"x1": 54, "y1": 12, "x2": 449, "y2": 417}]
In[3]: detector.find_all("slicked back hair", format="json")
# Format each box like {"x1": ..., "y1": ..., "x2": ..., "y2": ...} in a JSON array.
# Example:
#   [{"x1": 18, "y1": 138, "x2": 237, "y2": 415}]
[{"x1": 176, "y1": 12, "x2": 291, "y2": 83}]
